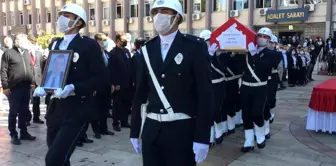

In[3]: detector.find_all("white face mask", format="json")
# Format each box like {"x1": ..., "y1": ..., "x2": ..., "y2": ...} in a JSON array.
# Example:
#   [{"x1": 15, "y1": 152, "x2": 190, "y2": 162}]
[
  {"x1": 153, "y1": 13, "x2": 177, "y2": 35},
  {"x1": 257, "y1": 37, "x2": 268, "y2": 47},
  {"x1": 300, "y1": 51, "x2": 304, "y2": 54},
  {"x1": 57, "y1": 15, "x2": 79, "y2": 33},
  {"x1": 282, "y1": 50, "x2": 286, "y2": 53}
]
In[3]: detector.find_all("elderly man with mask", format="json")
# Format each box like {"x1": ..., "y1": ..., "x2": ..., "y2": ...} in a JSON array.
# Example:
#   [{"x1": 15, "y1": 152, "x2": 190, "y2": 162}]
[
  {"x1": 1, "y1": 34, "x2": 36, "y2": 145},
  {"x1": 130, "y1": 0, "x2": 213, "y2": 165}
]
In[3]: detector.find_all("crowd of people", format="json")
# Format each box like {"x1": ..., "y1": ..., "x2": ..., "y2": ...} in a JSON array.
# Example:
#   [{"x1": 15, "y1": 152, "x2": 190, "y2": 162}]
[{"x1": 0, "y1": 0, "x2": 333, "y2": 166}]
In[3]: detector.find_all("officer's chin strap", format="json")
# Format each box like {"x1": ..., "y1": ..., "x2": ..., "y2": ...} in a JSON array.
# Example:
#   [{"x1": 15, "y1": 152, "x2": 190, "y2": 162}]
[{"x1": 64, "y1": 17, "x2": 80, "y2": 34}]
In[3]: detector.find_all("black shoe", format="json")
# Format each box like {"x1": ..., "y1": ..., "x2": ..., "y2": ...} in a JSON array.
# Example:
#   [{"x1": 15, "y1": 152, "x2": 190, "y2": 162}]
[
  {"x1": 113, "y1": 126, "x2": 121, "y2": 132},
  {"x1": 209, "y1": 142, "x2": 215, "y2": 148},
  {"x1": 94, "y1": 133, "x2": 101, "y2": 139},
  {"x1": 76, "y1": 141, "x2": 84, "y2": 147},
  {"x1": 241, "y1": 146, "x2": 254, "y2": 153},
  {"x1": 257, "y1": 140, "x2": 266, "y2": 149},
  {"x1": 310, "y1": 78, "x2": 315, "y2": 81},
  {"x1": 101, "y1": 130, "x2": 115, "y2": 135},
  {"x1": 215, "y1": 135, "x2": 224, "y2": 145},
  {"x1": 265, "y1": 133, "x2": 271, "y2": 140},
  {"x1": 270, "y1": 118, "x2": 274, "y2": 124},
  {"x1": 26, "y1": 122, "x2": 31, "y2": 126},
  {"x1": 33, "y1": 119, "x2": 44, "y2": 124},
  {"x1": 228, "y1": 129, "x2": 235, "y2": 135},
  {"x1": 20, "y1": 133, "x2": 36, "y2": 141},
  {"x1": 82, "y1": 138, "x2": 94, "y2": 143},
  {"x1": 121, "y1": 123, "x2": 131, "y2": 128},
  {"x1": 11, "y1": 135, "x2": 21, "y2": 145}
]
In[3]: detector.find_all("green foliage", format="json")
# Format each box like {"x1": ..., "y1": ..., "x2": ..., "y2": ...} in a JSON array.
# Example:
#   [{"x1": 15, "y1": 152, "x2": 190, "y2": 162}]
[{"x1": 36, "y1": 32, "x2": 64, "y2": 49}]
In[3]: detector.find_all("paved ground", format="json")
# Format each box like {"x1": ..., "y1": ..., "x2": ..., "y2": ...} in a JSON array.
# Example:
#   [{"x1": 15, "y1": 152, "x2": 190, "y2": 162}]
[{"x1": 0, "y1": 75, "x2": 335, "y2": 166}]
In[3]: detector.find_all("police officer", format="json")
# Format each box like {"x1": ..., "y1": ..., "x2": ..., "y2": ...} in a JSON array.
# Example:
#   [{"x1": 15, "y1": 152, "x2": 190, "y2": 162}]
[
  {"x1": 221, "y1": 51, "x2": 244, "y2": 134},
  {"x1": 33, "y1": 3, "x2": 106, "y2": 166},
  {"x1": 264, "y1": 35, "x2": 282, "y2": 139},
  {"x1": 130, "y1": 0, "x2": 213, "y2": 165},
  {"x1": 199, "y1": 30, "x2": 227, "y2": 146},
  {"x1": 241, "y1": 27, "x2": 278, "y2": 152}
]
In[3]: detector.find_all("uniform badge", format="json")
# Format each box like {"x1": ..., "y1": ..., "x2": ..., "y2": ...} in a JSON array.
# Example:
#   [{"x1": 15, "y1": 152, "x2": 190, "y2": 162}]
[
  {"x1": 73, "y1": 52, "x2": 79, "y2": 63},
  {"x1": 260, "y1": 53, "x2": 264, "y2": 58},
  {"x1": 174, "y1": 53, "x2": 183, "y2": 65}
]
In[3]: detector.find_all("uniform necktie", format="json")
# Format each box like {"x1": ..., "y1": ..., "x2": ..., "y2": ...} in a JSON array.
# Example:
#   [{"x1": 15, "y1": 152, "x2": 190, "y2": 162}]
[
  {"x1": 162, "y1": 42, "x2": 169, "y2": 50},
  {"x1": 30, "y1": 52, "x2": 35, "y2": 66}
]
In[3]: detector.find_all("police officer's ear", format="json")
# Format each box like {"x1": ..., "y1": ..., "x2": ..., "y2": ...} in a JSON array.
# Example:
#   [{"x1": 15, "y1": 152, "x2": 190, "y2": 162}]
[{"x1": 75, "y1": 19, "x2": 84, "y2": 29}]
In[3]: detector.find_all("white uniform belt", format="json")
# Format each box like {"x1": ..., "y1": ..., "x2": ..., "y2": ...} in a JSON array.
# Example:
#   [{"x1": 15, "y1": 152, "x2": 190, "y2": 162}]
[
  {"x1": 212, "y1": 77, "x2": 225, "y2": 84},
  {"x1": 272, "y1": 69, "x2": 278, "y2": 73},
  {"x1": 225, "y1": 74, "x2": 243, "y2": 81},
  {"x1": 147, "y1": 112, "x2": 192, "y2": 122},
  {"x1": 242, "y1": 81, "x2": 267, "y2": 87}
]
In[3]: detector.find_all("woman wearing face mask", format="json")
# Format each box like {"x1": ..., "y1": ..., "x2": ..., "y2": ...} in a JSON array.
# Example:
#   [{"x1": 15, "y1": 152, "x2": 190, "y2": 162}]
[
  {"x1": 287, "y1": 49, "x2": 298, "y2": 87},
  {"x1": 130, "y1": 0, "x2": 213, "y2": 165},
  {"x1": 298, "y1": 49, "x2": 307, "y2": 86},
  {"x1": 32, "y1": 3, "x2": 107, "y2": 166},
  {"x1": 109, "y1": 33, "x2": 133, "y2": 132}
]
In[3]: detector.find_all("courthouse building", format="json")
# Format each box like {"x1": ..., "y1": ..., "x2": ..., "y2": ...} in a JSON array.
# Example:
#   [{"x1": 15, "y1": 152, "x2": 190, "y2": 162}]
[{"x1": 0, "y1": 0, "x2": 334, "y2": 43}]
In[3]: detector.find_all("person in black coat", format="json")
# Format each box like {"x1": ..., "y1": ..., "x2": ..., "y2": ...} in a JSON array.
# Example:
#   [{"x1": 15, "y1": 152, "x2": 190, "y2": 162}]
[
  {"x1": 1, "y1": 34, "x2": 36, "y2": 145},
  {"x1": 110, "y1": 33, "x2": 133, "y2": 131},
  {"x1": 307, "y1": 45, "x2": 318, "y2": 81},
  {"x1": 287, "y1": 49, "x2": 299, "y2": 87},
  {"x1": 327, "y1": 49, "x2": 335, "y2": 76},
  {"x1": 33, "y1": 4, "x2": 107, "y2": 166}
]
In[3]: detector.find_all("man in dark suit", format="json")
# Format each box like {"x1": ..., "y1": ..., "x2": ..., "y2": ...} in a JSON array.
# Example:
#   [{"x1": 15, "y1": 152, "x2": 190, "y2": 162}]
[
  {"x1": 27, "y1": 34, "x2": 45, "y2": 124},
  {"x1": 110, "y1": 33, "x2": 133, "y2": 131},
  {"x1": 130, "y1": 0, "x2": 213, "y2": 165},
  {"x1": 33, "y1": 3, "x2": 106, "y2": 166},
  {"x1": 84, "y1": 33, "x2": 116, "y2": 139}
]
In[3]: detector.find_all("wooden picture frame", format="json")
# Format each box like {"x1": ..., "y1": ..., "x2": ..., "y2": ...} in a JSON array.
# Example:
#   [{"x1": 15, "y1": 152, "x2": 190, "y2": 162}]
[{"x1": 41, "y1": 50, "x2": 73, "y2": 93}]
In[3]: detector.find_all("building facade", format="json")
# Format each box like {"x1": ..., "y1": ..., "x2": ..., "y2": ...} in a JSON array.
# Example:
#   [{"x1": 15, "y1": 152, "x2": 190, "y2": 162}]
[{"x1": 0, "y1": 0, "x2": 334, "y2": 43}]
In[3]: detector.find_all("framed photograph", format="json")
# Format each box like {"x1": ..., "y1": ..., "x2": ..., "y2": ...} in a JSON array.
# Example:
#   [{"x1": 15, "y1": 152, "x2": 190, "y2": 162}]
[{"x1": 41, "y1": 50, "x2": 73, "y2": 93}]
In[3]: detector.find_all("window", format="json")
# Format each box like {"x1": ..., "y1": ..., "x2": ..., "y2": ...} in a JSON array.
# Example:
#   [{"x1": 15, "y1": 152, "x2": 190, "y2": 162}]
[
  {"x1": 179, "y1": 0, "x2": 187, "y2": 14},
  {"x1": 193, "y1": 0, "x2": 206, "y2": 13},
  {"x1": 38, "y1": 12, "x2": 41, "y2": 23},
  {"x1": 20, "y1": 12, "x2": 23, "y2": 25},
  {"x1": 305, "y1": 0, "x2": 327, "y2": 4},
  {"x1": 116, "y1": 1, "x2": 123, "y2": 18},
  {"x1": 144, "y1": 0, "x2": 152, "y2": 16},
  {"x1": 28, "y1": 13, "x2": 32, "y2": 24},
  {"x1": 11, "y1": 12, "x2": 14, "y2": 26},
  {"x1": 256, "y1": 0, "x2": 272, "y2": 8},
  {"x1": 279, "y1": 0, "x2": 298, "y2": 6},
  {"x1": 233, "y1": 0, "x2": 248, "y2": 10},
  {"x1": 89, "y1": 4, "x2": 95, "y2": 20},
  {"x1": 103, "y1": 2, "x2": 110, "y2": 19},
  {"x1": 47, "y1": 11, "x2": 51, "y2": 23},
  {"x1": 130, "y1": 0, "x2": 138, "y2": 17},
  {"x1": 3, "y1": 13, "x2": 6, "y2": 26},
  {"x1": 56, "y1": 8, "x2": 61, "y2": 20},
  {"x1": 213, "y1": 0, "x2": 227, "y2": 12}
]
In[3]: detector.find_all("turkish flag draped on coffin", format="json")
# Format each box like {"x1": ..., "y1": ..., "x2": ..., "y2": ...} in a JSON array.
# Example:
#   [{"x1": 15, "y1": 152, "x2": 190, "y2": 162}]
[{"x1": 210, "y1": 18, "x2": 257, "y2": 52}]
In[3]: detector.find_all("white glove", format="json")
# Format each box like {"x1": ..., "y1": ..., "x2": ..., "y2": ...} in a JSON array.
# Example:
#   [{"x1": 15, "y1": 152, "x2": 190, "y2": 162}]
[
  {"x1": 54, "y1": 84, "x2": 75, "y2": 99},
  {"x1": 130, "y1": 138, "x2": 141, "y2": 153},
  {"x1": 33, "y1": 86, "x2": 46, "y2": 97},
  {"x1": 248, "y1": 42, "x2": 258, "y2": 56},
  {"x1": 193, "y1": 142, "x2": 209, "y2": 163},
  {"x1": 208, "y1": 43, "x2": 218, "y2": 56}
]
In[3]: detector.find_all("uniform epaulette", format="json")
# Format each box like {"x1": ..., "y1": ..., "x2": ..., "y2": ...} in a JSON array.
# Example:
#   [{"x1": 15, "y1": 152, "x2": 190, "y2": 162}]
[{"x1": 182, "y1": 33, "x2": 204, "y2": 43}]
